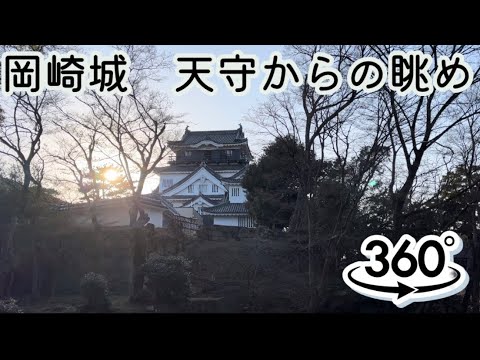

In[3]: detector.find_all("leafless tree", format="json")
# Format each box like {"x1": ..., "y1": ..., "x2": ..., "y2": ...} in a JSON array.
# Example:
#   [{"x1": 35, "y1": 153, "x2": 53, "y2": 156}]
[
  {"x1": 0, "y1": 45, "x2": 74, "y2": 53},
  {"x1": 309, "y1": 96, "x2": 392, "y2": 309},
  {"x1": 0, "y1": 45, "x2": 72, "y2": 298},
  {"x1": 247, "y1": 45, "x2": 383, "y2": 310},
  {"x1": 76, "y1": 45, "x2": 178, "y2": 226},
  {"x1": 440, "y1": 116, "x2": 480, "y2": 312},
  {"x1": 371, "y1": 45, "x2": 480, "y2": 237},
  {"x1": 0, "y1": 92, "x2": 54, "y2": 198},
  {"x1": 0, "y1": 90, "x2": 60, "y2": 298},
  {"x1": 48, "y1": 117, "x2": 103, "y2": 227}
]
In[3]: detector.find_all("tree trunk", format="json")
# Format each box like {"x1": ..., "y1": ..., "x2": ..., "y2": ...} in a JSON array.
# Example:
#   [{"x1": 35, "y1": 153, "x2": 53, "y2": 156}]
[
  {"x1": 461, "y1": 200, "x2": 479, "y2": 313},
  {"x1": 289, "y1": 187, "x2": 309, "y2": 231},
  {"x1": 31, "y1": 236, "x2": 40, "y2": 300},
  {"x1": 129, "y1": 174, "x2": 148, "y2": 226},
  {"x1": 21, "y1": 165, "x2": 32, "y2": 214},
  {"x1": 462, "y1": 280, "x2": 472, "y2": 312},
  {"x1": 471, "y1": 242, "x2": 480, "y2": 312},
  {"x1": 129, "y1": 204, "x2": 138, "y2": 226},
  {"x1": 306, "y1": 197, "x2": 314, "y2": 312},
  {"x1": 470, "y1": 199, "x2": 480, "y2": 312},
  {"x1": 312, "y1": 246, "x2": 337, "y2": 312},
  {"x1": 129, "y1": 228, "x2": 147, "y2": 302},
  {"x1": 392, "y1": 157, "x2": 422, "y2": 239},
  {"x1": 90, "y1": 200, "x2": 99, "y2": 229},
  {"x1": 289, "y1": 151, "x2": 313, "y2": 233},
  {"x1": 0, "y1": 216, "x2": 17, "y2": 298}
]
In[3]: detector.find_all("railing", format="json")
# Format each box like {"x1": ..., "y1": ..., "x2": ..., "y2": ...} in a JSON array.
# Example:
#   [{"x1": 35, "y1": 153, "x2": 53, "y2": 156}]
[
  {"x1": 238, "y1": 216, "x2": 256, "y2": 228},
  {"x1": 170, "y1": 152, "x2": 249, "y2": 165},
  {"x1": 171, "y1": 159, "x2": 249, "y2": 165}
]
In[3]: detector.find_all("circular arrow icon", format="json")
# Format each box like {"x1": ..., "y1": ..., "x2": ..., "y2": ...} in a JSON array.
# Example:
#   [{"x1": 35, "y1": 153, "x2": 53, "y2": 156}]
[
  {"x1": 342, "y1": 231, "x2": 469, "y2": 308},
  {"x1": 347, "y1": 265, "x2": 462, "y2": 300}
]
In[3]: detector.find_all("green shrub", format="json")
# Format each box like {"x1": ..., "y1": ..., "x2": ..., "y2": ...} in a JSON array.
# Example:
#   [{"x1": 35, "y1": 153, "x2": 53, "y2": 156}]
[
  {"x1": 80, "y1": 272, "x2": 110, "y2": 310},
  {"x1": 142, "y1": 254, "x2": 192, "y2": 310},
  {"x1": 0, "y1": 298, "x2": 23, "y2": 313}
]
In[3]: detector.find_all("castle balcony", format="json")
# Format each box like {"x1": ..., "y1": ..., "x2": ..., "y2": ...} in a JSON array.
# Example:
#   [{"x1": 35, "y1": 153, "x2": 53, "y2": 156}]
[{"x1": 169, "y1": 150, "x2": 249, "y2": 165}]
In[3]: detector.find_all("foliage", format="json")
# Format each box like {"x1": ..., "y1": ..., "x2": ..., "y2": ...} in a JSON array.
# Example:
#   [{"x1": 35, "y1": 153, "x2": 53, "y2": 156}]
[
  {"x1": 80, "y1": 272, "x2": 110, "y2": 310},
  {"x1": 70, "y1": 165, "x2": 131, "y2": 202},
  {"x1": 0, "y1": 173, "x2": 62, "y2": 224},
  {"x1": 355, "y1": 188, "x2": 394, "y2": 236},
  {"x1": 0, "y1": 298, "x2": 23, "y2": 313},
  {"x1": 242, "y1": 135, "x2": 308, "y2": 229},
  {"x1": 0, "y1": 178, "x2": 20, "y2": 222},
  {"x1": 243, "y1": 133, "x2": 390, "y2": 251},
  {"x1": 142, "y1": 253, "x2": 192, "y2": 309},
  {"x1": 435, "y1": 165, "x2": 480, "y2": 238}
]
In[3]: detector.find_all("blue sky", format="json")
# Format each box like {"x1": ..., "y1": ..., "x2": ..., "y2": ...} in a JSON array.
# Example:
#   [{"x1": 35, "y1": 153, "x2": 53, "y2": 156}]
[
  {"x1": 0, "y1": 45, "x2": 307, "y2": 198},
  {"x1": 66, "y1": 45, "x2": 287, "y2": 195},
  {"x1": 84, "y1": 45, "x2": 287, "y2": 156}
]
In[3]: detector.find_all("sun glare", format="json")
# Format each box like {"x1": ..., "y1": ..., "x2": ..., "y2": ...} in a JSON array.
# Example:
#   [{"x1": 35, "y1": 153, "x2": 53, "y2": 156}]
[{"x1": 104, "y1": 169, "x2": 120, "y2": 182}]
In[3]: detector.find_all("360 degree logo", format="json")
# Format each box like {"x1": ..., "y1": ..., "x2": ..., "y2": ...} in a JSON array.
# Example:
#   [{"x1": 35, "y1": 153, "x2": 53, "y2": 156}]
[{"x1": 342, "y1": 231, "x2": 469, "y2": 308}]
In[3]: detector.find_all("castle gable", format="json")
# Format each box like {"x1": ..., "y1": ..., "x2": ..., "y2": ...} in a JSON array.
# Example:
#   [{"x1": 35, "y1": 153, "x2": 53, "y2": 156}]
[
  {"x1": 150, "y1": 125, "x2": 255, "y2": 228},
  {"x1": 168, "y1": 125, "x2": 246, "y2": 147},
  {"x1": 162, "y1": 165, "x2": 227, "y2": 197}
]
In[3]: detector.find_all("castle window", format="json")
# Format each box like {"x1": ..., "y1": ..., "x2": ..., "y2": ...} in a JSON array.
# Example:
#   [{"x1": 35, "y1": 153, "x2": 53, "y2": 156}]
[
  {"x1": 239, "y1": 216, "x2": 256, "y2": 228},
  {"x1": 226, "y1": 149, "x2": 232, "y2": 157},
  {"x1": 212, "y1": 184, "x2": 219, "y2": 193},
  {"x1": 204, "y1": 151, "x2": 211, "y2": 161},
  {"x1": 185, "y1": 150, "x2": 192, "y2": 157},
  {"x1": 188, "y1": 185, "x2": 194, "y2": 193},
  {"x1": 231, "y1": 187, "x2": 240, "y2": 197},
  {"x1": 161, "y1": 179, "x2": 173, "y2": 188}
]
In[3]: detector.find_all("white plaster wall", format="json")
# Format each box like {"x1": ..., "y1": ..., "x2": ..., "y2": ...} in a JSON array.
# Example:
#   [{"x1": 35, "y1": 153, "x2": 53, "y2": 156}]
[
  {"x1": 70, "y1": 204, "x2": 166, "y2": 228},
  {"x1": 175, "y1": 207, "x2": 194, "y2": 218},
  {"x1": 229, "y1": 186, "x2": 247, "y2": 203},
  {"x1": 159, "y1": 173, "x2": 189, "y2": 192},
  {"x1": 164, "y1": 168, "x2": 226, "y2": 196},
  {"x1": 145, "y1": 207, "x2": 164, "y2": 228},
  {"x1": 213, "y1": 216, "x2": 238, "y2": 227},
  {"x1": 71, "y1": 212, "x2": 98, "y2": 226},
  {"x1": 97, "y1": 207, "x2": 131, "y2": 226},
  {"x1": 71, "y1": 205, "x2": 131, "y2": 227},
  {"x1": 176, "y1": 179, "x2": 225, "y2": 197}
]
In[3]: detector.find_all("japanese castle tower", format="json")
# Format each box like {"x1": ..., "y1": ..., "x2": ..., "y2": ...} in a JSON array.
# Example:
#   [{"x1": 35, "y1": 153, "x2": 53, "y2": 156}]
[{"x1": 153, "y1": 125, "x2": 255, "y2": 228}]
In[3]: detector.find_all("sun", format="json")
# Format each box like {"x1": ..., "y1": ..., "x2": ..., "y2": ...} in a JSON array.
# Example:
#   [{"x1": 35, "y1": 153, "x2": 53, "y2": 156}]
[{"x1": 104, "y1": 168, "x2": 120, "y2": 182}]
